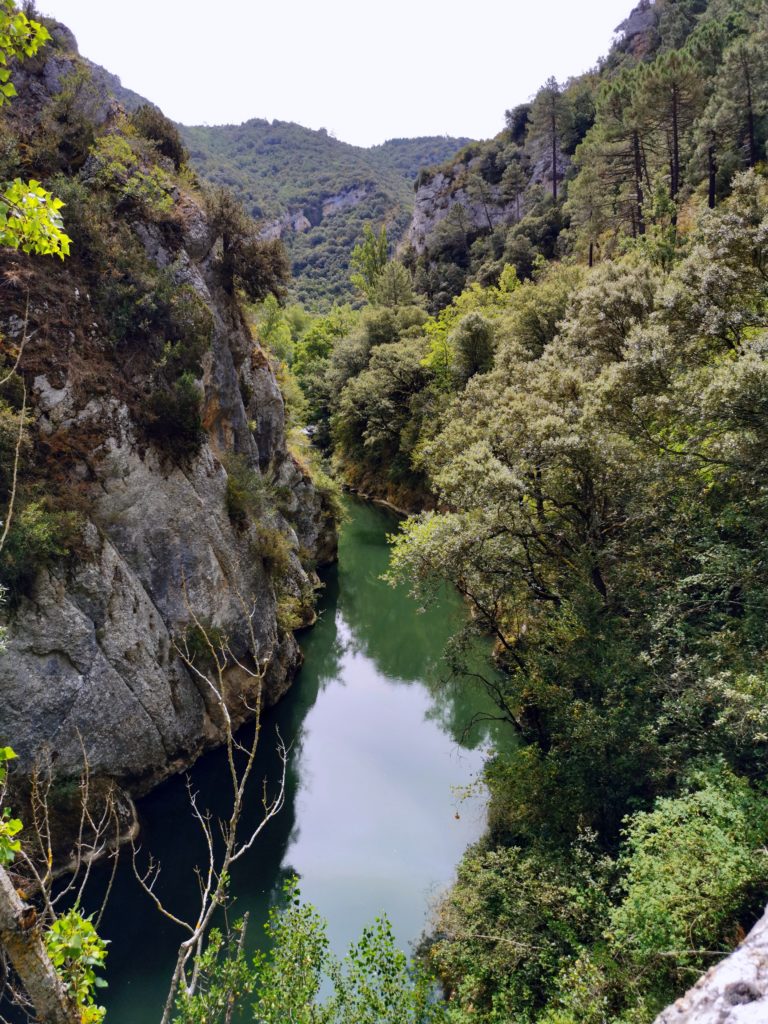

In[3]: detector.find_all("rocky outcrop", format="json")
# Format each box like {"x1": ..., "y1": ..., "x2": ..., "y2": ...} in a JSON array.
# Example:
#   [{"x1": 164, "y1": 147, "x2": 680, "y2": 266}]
[
  {"x1": 654, "y1": 907, "x2": 768, "y2": 1024},
  {"x1": 259, "y1": 183, "x2": 375, "y2": 241},
  {"x1": 406, "y1": 142, "x2": 568, "y2": 257},
  {"x1": 0, "y1": 31, "x2": 337, "y2": 829},
  {"x1": 615, "y1": 1, "x2": 660, "y2": 59},
  {"x1": 407, "y1": 168, "x2": 515, "y2": 254}
]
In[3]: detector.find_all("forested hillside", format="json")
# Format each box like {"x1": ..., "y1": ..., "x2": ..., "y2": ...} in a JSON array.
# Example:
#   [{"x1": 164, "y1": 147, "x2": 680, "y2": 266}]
[
  {"x1": 402, "y1": 0, "x2": 767, "y2": 310},
  {"x1": 181, "y1": 120, "x2": 470, "y2": 307},
  {"x1": 248, "y1": 0, "x2": 768, "y2": 1019}
]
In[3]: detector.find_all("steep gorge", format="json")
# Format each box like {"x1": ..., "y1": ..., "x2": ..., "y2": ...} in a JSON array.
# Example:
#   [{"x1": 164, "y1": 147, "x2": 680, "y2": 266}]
[{"x1": 0, "y1": 23, "x2": 336, "y2": 832}]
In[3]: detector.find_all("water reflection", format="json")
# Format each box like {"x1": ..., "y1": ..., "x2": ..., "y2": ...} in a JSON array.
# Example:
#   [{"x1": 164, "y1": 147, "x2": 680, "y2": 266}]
[{"x1": 97, "y1": 497, "x2": 507, "y2": 1022}]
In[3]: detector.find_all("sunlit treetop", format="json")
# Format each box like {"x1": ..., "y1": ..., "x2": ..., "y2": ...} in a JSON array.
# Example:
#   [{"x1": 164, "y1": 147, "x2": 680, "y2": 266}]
[{"x1": 0, "y1": 0, "x2": 52, "y2": 104}]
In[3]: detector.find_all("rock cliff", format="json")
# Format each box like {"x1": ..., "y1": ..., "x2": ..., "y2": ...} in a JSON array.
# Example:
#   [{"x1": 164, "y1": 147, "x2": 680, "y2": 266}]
[
  {"x1": 654, "y1": 906, "x2": 768, "y2": 1024},
  {"x1": 0, "y1": 25, "x2": 336, "y2": 830}
]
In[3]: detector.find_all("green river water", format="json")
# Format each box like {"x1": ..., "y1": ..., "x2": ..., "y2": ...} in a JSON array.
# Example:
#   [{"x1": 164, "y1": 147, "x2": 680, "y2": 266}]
[{"x1": 95, "y1": 497, "x2": 506, "y2": 1022}]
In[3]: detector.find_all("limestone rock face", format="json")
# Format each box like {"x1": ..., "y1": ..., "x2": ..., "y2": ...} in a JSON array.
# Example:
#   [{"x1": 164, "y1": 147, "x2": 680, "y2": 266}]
[
  {"x1": 259, "y1": 183, "x2": 374, "y2": 242},
  {"x1": 0, "y1": 41, "x2": 337, "y2": 823},
  {"x1": 614, "y1": 1, "x2": 660, "y2": 59},
  {"x1": 654, "y1": 908, "x2": 768, "y2": 1024},
  {"x1": 405, "y1": 142, "x2": 568, "y2": 258},
  {"x1": 407, "y1": 170, "x2": 514, "y2": 255}
]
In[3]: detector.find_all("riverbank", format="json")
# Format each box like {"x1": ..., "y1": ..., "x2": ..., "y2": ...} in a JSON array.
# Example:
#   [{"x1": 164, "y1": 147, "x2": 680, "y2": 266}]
[{"x1": 89, "y1": 497, "x2": 504, "y2": 1022}]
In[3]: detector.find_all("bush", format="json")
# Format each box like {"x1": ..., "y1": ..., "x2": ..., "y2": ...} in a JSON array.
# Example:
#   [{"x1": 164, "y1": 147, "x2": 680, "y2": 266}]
[
  {"x1": 0, "y1": 397, "x2": 30, "y2": 504},
  {"x1": 610, "y1": 770, "x2": 768, "y2": 974},
  {"x1": 130, "y1": 105, "x2": 188, "y2": 170},
  {"x1": 204, "y1": 187, "x2": 289, "y2": 299},
  {"x1": 251, "y1": 523, "x2": 292, "y2": 577},
  {"x1": 182, "y1": 622, "x2": 227, "y2": 671},
  {"x1": 162, "y1": 284, "x2": 214, "y2": 376},
  {"x1": 224, "y1": 454, "x2": 271, "y2": 525},
  {"x1": 0, "y1": 501, "x2": 82, "y2": 600},
  {"x1": 144, "y1": 373, "x2": 204, "y2": 459},
  {"x1": 87, "y1": 133, "x2": 175, "y2": 219}
]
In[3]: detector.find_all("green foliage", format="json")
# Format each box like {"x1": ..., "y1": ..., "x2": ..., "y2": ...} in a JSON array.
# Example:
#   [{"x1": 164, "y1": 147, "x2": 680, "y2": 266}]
[
  {"x1": 331, "y1": 917, "x2": 446, "y2": 1024},
  {"x1": 0, "y1": 806, "x2": 22, "y2": 865},
  {"x1": 611, "y1": 771, "x2": 768, "y2": 971},
  {"x1": 251, "y1": 884, "x2": 331, "y2": 1024},
  {"x1": 0, "y1": 744, "x2": 15, "y2": 785},
  {"x1": 0, "y1": 176, "x2": 71, "y2": 255},
  {"x1": 250, "y1": 293, "x2": 296, "y2": 362},
  {"x1": 527, "y1": 77, "x2": 573, "y2": 201},
  {"x1": 205, "y1": 186, "x2": 289, "y2": 300},
  {"x1": 0, "y1": 1, "x2": 50, "y2": 104},
  {"x1": 224, "y1": 454, "x2": 273, "y2": 525},
  {"x1": 144, "y1": 372, "x2": 204, "y2": 459},
  {"x1": 370, "y1": 259, "x2": 415, "y2": 308},
  {"x1": 130, "y1": 104, "x2": 188, "y2": 171},
  {"x1": 173, "y1": 924, "x2": 253, "y2": 1024},
  {"x1": 45, "y1": 910, "x2": 108, "y2": 1024},
  {"x1": 431, "y1": 836, "x2": 613, "y2": 1024},
  {"x1": 27, "y1": 65, "x2": 103, "y2": 174},
  {"x1": 350, "y1": 223, "x2": 388, "y2": 301},
  {"x1": 181, "y1": 120, "x2": 469, "y2": 307},
  {"x1": 407, "y1": 0, "x2": 767, "y2": 301},
  {"x1": 173, "y1": 880, "x2": 448, "y2": 1023},
  {"x1": 333, "y1": 335, "x2": 433, "y2": 498},
  {"x1": 182, "y1": 622, "x2": 227, "y2": 671},
  {"x1": 0, "y1": 501, "x2": 82, "y2": 600},
  {"x1": 249, "y1": 879, "x2": 446, "y2": 1024},
  {"x1": 251, "y1": 522, "x2": 293, "y2": 578},
  {"x1": 376, "y1": 172, "x2": 768, "y2": 1022},
  {"x1": 275, "y1": 360, "x2": 309, "y2": 430},
  {"x1": 448, "y1": 311, "x2": 495, "y2": 382},
  {"x1": 0, "y1": 746, "x2": 21, "y2": 866},
  {"x1": 87, "y1": 132, "x2": 175, "y2": 218}
]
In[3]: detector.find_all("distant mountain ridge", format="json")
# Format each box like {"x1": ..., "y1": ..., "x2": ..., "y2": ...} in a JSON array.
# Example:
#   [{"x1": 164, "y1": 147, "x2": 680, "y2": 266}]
[
  {"x1": 180, "y1": 119, "x2": 471, "y2": 307},
  {"x1": 43, "y1": 23, "x2": 472, "y2": 309}
]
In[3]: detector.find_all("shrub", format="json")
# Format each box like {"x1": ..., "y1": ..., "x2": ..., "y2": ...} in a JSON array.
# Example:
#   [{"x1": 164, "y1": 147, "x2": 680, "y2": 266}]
[
  {"x1": 130, "y1": 105, "x2": 188, "y2": 171},
  {"x1": 0, "y1": 397, "x2": 30, "y2": 503},
  {"x1": 46, "y1": 173, "x2": 111, "y2": 259},
  {"x1": 162, "y1": 284, "x2": 214, "y2": 376},
  {"x1": 182, "y1": 622, "x2": 227, "y2": 671},
  {"x1": 0, "y1": 501, "x2": 82, "y2": 600},
  {"x1": 224, "y1": 454, "x2": 271, "y2": 525},
  {"x1": 610, "y1": 770, "x2": 768, "y2": 995},
  {"x1": 251, "y1": 523, "x2": 292, "y2": 577},
  {"x1": 87, "y1": 133, "x2": 174, "y2": 219},
  {"x1": 144, "y1": 373, "x2": 204, "y2": 459},
  {"x1": 204, "y1": 187, "x2": 289, "y2": 299}
]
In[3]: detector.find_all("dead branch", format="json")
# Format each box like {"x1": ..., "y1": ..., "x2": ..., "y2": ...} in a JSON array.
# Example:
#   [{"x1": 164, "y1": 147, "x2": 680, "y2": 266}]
[{"x1": 127, "y1": 579, "x2": 288, "y2": 1024}]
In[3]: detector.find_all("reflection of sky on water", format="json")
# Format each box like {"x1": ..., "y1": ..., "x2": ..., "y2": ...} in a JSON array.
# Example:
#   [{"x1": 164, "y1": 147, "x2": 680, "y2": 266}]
[{"x1": 283, "y1": 641, "x2": 488, "y2": 955}]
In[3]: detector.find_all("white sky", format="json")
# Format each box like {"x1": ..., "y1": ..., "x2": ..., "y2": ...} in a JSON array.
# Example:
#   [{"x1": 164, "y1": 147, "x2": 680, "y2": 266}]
[{"x1": 37, "y1": 0, "x2": 633, "y2": 147}]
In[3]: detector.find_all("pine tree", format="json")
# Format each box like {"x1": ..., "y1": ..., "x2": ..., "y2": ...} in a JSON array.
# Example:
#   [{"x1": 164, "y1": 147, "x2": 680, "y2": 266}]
[
  {"x1": 528, "y1": 77, "x2": 573, "y2": 202},
  {"x1": 639, "y1": 50, "x2": 705, "y2": 199}
]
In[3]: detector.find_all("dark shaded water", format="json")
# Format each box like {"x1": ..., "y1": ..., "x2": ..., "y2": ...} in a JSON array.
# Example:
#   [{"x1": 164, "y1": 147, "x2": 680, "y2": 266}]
[{"x1": 95, "y1": 498, "x2": 506, "y2": 1022}]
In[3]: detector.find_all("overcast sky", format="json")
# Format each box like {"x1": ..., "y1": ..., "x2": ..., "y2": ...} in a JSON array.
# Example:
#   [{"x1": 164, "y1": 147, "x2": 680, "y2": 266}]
[{"x1": 37, "y1": 0, "x2": 633, "y2": 147}]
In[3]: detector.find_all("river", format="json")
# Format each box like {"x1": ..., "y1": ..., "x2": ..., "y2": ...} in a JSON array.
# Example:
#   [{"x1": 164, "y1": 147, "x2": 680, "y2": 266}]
[{"x1": 95, "y1": 497, "x2": 506, "y2": 1022}]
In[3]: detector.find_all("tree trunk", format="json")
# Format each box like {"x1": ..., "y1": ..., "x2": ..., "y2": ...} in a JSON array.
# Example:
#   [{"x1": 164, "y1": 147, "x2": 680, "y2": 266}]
[
  {"x1": 633, "y1": 130, "x2": 645, "y2": 236},
  {"x1": 0, "y1": 867, "x2": 80, "y2": 1024},
  {"x1": 551, "y1": 109, "x2": 558, "y2": 202},
  {"x1": 743, "y1": 57, "x2": 757, "y2": 168},
  {"x1": 708, "y1": 137, "x2": 717, "y2": 209},
  {"x1": 671, "y1": 83, "x2": 680, "y2": 198}
]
